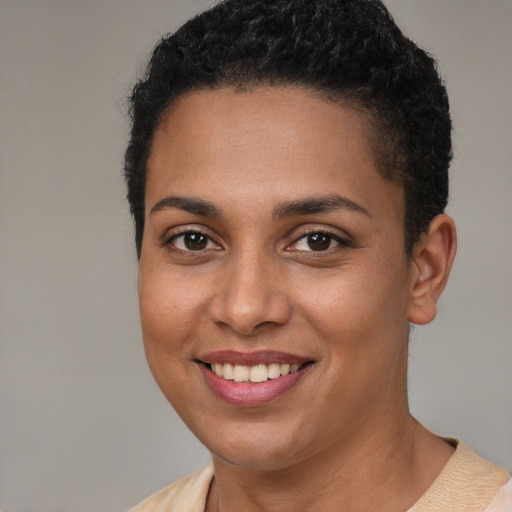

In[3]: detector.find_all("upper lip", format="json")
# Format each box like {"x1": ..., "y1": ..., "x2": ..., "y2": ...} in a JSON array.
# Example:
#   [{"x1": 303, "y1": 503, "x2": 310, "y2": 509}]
[{"x1": 199, "y1": 350, "x2": 312, "y2": 366}]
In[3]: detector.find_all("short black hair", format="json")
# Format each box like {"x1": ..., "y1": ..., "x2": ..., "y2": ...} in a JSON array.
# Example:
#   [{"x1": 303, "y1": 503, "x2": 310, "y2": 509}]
[{"x1": 125, "y1": 0, "x2": 452, "y2": 258}]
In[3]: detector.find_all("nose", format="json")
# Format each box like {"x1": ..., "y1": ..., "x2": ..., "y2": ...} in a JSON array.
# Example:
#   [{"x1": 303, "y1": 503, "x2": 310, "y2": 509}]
[{"x1": 208, "y1": 251, "x2": 292, "y2": 336}]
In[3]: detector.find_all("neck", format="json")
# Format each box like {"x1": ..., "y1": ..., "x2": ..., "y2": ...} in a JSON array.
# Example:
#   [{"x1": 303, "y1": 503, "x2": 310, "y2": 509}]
[{"x1": 206, "y1": 413, "x2": 454, "y2": 512}]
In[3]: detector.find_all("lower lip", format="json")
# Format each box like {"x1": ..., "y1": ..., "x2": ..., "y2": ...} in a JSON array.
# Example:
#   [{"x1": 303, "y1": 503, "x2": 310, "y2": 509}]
[{"x1": 198, "y1": 363, "x2": 312, "y2": 406}]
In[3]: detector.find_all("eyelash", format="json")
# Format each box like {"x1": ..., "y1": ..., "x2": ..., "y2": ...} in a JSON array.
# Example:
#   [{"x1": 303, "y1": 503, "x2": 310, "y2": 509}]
[
  {"x1": 163, "y1": 227, "x2": 352, "y2": 254},
  {"x1": 287, "y1": 228, "x2": 352, "y2": 253},
  {"x1": 163, "y1": 229, "x2": 221, "y2": 252}
]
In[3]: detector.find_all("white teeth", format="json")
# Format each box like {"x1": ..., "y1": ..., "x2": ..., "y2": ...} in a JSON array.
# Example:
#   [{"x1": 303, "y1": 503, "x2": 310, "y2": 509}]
[
  {"x1": 211, "y1": 362, "x2": 304, "y2": 383},
  {"x1": 222, "y1": 363, "x2": 234, "y2": 380},
  {"x1": 233, "y1": 365, "x2": 250, "y2": 382},
  {"x1": 268, "y1": 363, "x2": 281, "y2": 379},
  {"x1": 249, "y1": 364, "x2": 268, "y2": 383}
]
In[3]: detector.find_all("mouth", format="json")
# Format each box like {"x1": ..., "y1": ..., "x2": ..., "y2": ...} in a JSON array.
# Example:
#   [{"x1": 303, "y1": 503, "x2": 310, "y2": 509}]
[
  {"x1": 203, "y1": 361, "x2": 311, "y2": 383},
  {"x1": 196, "y1": 351, "x2": 314, "y2": 406}
]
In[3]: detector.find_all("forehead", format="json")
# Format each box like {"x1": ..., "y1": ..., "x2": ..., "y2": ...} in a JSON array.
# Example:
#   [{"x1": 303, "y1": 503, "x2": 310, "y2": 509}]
[
  {"x1": 146, "y1": 86, "x2": 403, "y2": 222},
  {"x1": 151, "y1": 86, "x2": 373, "y2": 169}
]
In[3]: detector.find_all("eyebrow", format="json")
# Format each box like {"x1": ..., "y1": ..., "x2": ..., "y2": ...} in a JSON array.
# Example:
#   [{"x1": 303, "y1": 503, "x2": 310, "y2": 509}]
[
  {"x1": 272, "y1": 194, "x2": 371, "y2": 219},
  {"x1": 150, "y1": 196, "x2": 220, "y2": 217},
  {"x1": 149, "y1": 193, "x2": 370, "y2": 220}
]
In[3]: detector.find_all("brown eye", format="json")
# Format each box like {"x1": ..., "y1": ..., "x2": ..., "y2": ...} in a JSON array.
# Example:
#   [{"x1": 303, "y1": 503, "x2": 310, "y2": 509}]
[
  {"x1": 183, "y1": 232, "x2": 208, "y2": 250},
  {"x1": 289, "y1": 230, "x2": 350, "y2": 253},
  {"x1": 170, "y1": 231, "x2": 218, "y2": 251},
  {"x1": 306, "y1": 233, "x2": 332, "y2": 251}
]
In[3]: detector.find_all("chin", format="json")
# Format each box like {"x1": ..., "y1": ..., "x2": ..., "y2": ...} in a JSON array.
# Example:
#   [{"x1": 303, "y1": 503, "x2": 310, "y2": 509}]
[
  {"x1": 194, "y1": 420, "x2": 315, "y2": 471},
  {"x1": 211, "y1": 444, "x2": 302, "y2": 471}
]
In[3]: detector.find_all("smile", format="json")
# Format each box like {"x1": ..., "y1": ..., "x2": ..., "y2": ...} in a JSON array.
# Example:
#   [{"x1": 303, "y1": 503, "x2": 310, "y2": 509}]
[
  {"x1": 197, "y1": 351, "x2": 314, "y2": 406},
  {"x1": 208, "y1": 362, "x2": 303, "y2": 383}
]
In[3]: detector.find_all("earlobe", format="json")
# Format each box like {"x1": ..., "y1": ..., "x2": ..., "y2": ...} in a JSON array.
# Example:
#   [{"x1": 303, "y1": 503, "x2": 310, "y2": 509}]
[{"x1": 407, "y1": 214, "x2": 457, "y2": 325}]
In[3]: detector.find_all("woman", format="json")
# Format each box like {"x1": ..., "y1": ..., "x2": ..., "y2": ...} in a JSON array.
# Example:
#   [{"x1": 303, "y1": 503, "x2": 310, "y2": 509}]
[{"x1": 125, "y1": 1, "x2": 511, "y2": 510}]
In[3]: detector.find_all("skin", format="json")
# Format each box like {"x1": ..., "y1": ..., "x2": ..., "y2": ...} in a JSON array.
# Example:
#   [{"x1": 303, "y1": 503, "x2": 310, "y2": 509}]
[{"x1": 138, "y1": 86, "x2": 457, "y2": 512}]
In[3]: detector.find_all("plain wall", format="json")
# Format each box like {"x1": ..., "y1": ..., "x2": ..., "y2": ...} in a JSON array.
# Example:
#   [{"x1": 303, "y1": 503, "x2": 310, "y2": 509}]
[{"x1": 0, "y1": 1, "x2": 510, "y2": 511}]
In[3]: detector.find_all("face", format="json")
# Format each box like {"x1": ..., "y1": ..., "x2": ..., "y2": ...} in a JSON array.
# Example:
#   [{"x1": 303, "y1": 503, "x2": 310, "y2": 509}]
[{"x1": 139, "y1": 86, "x2": 415, "y2": 470}]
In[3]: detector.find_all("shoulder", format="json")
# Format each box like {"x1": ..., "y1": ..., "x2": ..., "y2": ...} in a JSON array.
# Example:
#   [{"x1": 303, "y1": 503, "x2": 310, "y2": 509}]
[
  {"x1": 408, "y1": 440, "x2": 511, "y2": 512},
  {"x1": 484, "y1": 477, "x2": 512, "y2": 512},
  {"x1": 129, "y1": 465, "x2": 214, "y2": 512}
]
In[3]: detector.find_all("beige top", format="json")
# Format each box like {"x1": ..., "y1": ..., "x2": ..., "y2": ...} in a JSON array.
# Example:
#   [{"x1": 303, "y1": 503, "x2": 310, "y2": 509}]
[{"x1": 130, "y1": 441, "x2": 511, "y2": 512}]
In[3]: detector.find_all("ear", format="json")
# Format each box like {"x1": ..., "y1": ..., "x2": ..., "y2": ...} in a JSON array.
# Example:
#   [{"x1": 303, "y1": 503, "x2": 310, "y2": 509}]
[{"x1": 407, "y1": 214, "x2": 457, "y2": 325}]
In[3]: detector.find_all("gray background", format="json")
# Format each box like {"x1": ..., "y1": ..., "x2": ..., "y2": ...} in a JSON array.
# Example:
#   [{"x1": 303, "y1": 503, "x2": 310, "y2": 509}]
[{"x1": 0, "y1": 1, "x2": 511, "y2": 511}]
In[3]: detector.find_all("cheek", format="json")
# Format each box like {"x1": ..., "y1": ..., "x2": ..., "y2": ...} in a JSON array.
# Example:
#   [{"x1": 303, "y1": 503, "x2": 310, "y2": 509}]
[
  {"x1": 295, "y1": 260, "x2": 410, "y2": 361},
  {"x1": 138, "y1": 274, "x2": 202, "y2": 405},
  {"x1": 139, "y1": 263, "x2": 204, "y2": 330},
  {"x1": 138, "y1": 268, "x2": 201, "y2": 368},
  {"x1": 306, "y1": 270, "x2": 406, "y2": 324}
]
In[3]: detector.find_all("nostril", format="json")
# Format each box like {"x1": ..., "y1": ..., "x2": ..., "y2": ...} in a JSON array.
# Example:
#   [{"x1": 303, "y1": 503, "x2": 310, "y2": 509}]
[
  {"x1": 252, "y1": 320, "x2": 278, "y2": 333},
  {"x1": 207, "y1": 265, "x2": 292, "y2": 334}
]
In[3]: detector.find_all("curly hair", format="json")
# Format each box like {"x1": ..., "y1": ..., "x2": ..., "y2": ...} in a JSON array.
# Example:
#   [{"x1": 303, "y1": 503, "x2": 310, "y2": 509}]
[{"x1": 125, "y1": 0, "x2": 452, "y2": 258}]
